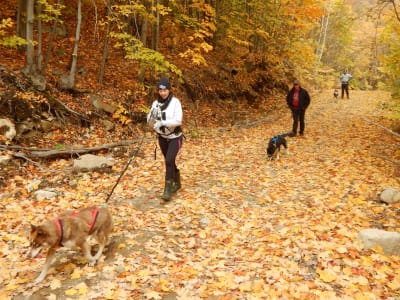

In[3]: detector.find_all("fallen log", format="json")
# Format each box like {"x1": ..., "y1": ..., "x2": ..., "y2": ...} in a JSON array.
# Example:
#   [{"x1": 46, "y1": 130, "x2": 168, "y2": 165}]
[
  {"x1": 372, "y1": 154, "x2": 400, "y2": 166},
  {"x1": 362, "y1": 117, "x2": 400, "y2": 138},
  {"x1": 0, "y1": 138, "x2": 151, "y2": 159}
]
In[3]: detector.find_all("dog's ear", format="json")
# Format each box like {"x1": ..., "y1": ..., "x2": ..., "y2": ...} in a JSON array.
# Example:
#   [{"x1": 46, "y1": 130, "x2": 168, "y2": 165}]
[{"x1": 30, "y1": 224, "x2": 37, "y2": 232}]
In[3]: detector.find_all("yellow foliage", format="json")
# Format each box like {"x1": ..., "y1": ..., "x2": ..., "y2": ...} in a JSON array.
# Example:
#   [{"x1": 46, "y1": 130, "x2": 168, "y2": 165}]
[{"x1": 317, "y1": 268, "x2": 337, "y2": 283}]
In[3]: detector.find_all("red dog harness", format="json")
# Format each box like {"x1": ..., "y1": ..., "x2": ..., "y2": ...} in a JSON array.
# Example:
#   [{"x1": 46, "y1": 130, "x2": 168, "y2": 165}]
[
  {"x1": 54, "y1": 207, "x2": 100, "y2": 247},
  {"x1": 55, "y1": 218, "x2": 63, "y2": 247}
]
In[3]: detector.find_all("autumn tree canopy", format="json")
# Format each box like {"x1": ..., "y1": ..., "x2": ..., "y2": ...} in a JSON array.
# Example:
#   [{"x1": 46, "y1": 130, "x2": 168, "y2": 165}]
[{"x1": 0, "y1": 0, "x2": 399, "y2": 114}]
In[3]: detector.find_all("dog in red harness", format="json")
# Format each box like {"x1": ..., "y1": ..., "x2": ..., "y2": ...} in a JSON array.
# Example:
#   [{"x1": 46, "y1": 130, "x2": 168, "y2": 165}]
[{"x1": 29, "y1": 206, "x2": 113, "y2": 283}]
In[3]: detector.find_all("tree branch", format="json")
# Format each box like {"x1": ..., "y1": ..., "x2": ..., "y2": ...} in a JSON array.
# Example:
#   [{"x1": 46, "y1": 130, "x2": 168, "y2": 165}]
[
  {"x1": 362, "y1": 117, "x2": 400, "y2": 138},
  {"x1": 390, "y1": 0, "x2": 400, "y2": 22},
  {"x1": 372, "y1": 153, "x2": 400, "y2": 166}
]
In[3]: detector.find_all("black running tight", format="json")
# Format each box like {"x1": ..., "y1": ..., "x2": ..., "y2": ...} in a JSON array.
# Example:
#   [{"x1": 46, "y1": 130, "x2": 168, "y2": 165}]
[{"x1": 158, "y1": 135, "x2": 182, "y2": 180}]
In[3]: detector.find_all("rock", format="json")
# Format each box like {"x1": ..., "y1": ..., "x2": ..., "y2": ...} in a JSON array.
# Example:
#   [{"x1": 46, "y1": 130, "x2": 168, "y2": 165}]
[
  {"x1": 358, "y1": 228, "x2": 400, "y2": 255},
  {"x1": 73, "y1": 154, "x2": 114, "y2": 171},
  {"x1": 0, "y1": 155, "x2": 11, "y2": 165},
  {"x1": 100, "y1": 119, "x2": 115, "y2": 131},
  {"x1": 91, "y1": 95, "x2": 117, "y2": 114},
  {"x1": 34, "y1": 190, "x2": 57, "y2": 200},
  {"x1": 380, "y1": 188, "x2": 400, "y2": 204},
  {"x1": 27, "y1": 179, "x2": 42, "y2": 193}
]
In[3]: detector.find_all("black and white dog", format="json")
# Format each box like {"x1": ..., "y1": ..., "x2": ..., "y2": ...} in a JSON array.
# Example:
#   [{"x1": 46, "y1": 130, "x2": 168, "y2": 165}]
[
  {"x1": 267, "y1": 135, "x2": 288, "y2": 160},
  {"x1": 333, "y1": 89, "x2": 339, "y2": 99}
]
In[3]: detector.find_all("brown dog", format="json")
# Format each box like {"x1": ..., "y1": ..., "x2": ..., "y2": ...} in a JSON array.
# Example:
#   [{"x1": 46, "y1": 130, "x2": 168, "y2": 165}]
[{"x1": 29, "y1": 206, "x2": 113, "y2": 283}]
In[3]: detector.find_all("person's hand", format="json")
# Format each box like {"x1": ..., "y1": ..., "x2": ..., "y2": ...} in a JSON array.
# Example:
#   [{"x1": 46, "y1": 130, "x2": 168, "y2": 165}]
[{"x1": 154, "y1": 120, "x2": 164, "y2": 130}]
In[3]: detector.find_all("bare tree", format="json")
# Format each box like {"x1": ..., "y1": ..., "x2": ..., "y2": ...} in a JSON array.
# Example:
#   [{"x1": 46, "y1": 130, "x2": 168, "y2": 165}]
[
  {"x1": 25, "y1": 0, "x2": 35, "y2": 75},
  {"x1": 60, "y1": 0, "x2": 82, "y2": 90},
  {"x1": 98, "y1": 0, "x2": 113, "y2": 91},
  {"x1": 17, "y1": 0, "x2": 27, "y2": 39}
]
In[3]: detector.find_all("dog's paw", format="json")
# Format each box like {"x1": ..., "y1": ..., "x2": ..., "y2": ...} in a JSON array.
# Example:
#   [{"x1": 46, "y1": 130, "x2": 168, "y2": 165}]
[{"x1": 88, "y1": 259, "x2": 97, "y2": 267}]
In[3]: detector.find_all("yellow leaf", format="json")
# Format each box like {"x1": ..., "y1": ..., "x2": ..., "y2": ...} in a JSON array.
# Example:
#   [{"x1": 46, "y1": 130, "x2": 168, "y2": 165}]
[
  {"x1": 50, "y1": 279, "x2": 62, "y2": 290},
  {"x1": 159, "y1": 279, "x2": 170, "y2": 292},
  {"x1": 70, "y1": 268, "x2": 82, "y2": 279},
  {"x1": 4, "y1": 284, "x2": 18, "y2": 291},
  {"x1": 317, "y1": 268, "x2": 337, "y2": 283},
  {"x1": 354, "y1": 276, "x2": 369, "y2": 286},
  {"x1": 388, "y1": 275, "x2": 400, "y2": 290},
  {"x1": 198, "y1": 230, "x2": 207, "y2": 239},
  {"x1": 239, "y1": 281, "x2": 252, "y2": 292},
  {"x1": 118, "y1": 243, "x2": 126, "y2": 249},
  {"x1": 144, "y1": 290, "x2": 162, "y2": 299},
  {"x1": 353, "y1": 292, "x2": 376, "y2": 300},
  {"x1": 76, "y1": 282, "x2": 88, "y2": 295},
  {"x1": 336, "y1": 246, "x2": 347, "y2": 254},
  {"x1": 138, "y1": 269, "x2": 150, "y2": 277},
  {"x1": 105, "y1": 290, "x2": 114, "y2": 299},
  {"x1": 65, "y1": 288, "x2": 77, "y2": 296}
]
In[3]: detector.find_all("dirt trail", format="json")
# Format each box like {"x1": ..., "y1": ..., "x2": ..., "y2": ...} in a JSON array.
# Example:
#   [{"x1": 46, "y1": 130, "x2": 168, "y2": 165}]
[{"x1": 4, "y1": 90, "x2": 400, "y2": 299}]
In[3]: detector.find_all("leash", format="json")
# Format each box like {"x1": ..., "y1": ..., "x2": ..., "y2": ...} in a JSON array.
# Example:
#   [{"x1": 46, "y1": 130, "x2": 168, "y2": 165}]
[{"x1": 105, "y1": 134, "x2": 146, "y2": 204}]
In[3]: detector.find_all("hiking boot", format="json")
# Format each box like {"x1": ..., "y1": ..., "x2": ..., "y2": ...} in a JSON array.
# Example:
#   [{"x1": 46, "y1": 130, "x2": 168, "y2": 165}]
[
  {"x1": 171, "y1": 170, "x2": 181, "y2": 193},
  {"x1": 162, "y1": 180, "x2": 173, "y2": 201},
  {"x1": 289, "y1": 131, "x2": 296, "y2": 137}
]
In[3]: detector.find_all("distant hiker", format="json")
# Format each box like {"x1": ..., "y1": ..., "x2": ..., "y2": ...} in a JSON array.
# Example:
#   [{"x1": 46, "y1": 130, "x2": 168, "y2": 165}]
[
  {"x1": 340, "y1": 70, "x2": 353, "y2": 99},
  {"x1": 286, "y1": 80, "x2": 311, "y2": 137},
  {"x1": 147, "y1": 77, "x2": 183, "y2": 201}
]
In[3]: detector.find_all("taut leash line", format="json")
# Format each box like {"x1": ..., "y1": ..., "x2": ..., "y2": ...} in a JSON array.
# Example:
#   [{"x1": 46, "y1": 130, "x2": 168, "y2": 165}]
[{"x1": 105, "y1": 135, "x2": 145, "y2": 204}]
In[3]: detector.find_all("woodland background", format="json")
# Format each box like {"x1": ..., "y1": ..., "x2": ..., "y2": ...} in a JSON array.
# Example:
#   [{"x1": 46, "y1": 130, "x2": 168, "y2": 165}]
[{"x1": 0, "y1": 0, "x2": 399, "y2": 133}]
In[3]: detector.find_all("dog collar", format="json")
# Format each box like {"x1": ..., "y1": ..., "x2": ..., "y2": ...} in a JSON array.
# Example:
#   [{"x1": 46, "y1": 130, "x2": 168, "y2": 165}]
[{"x1": 54, "y1": 218, "x2": 64, "y2": 247}]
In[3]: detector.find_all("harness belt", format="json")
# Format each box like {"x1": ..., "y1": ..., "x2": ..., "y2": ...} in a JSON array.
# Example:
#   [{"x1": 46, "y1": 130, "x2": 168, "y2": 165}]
[
  {"x1": 54, "y1": 218, "x2": 63, "y2": 247},
  {"x1": 54, "y1": 207, "x2": 100, "y2": 247},
  {"x1": 70, "y1": 207, "x2": 100, "y2": 233},
  {"x1": 88, "y1": 207, "x2": 99, "y2": 234}
]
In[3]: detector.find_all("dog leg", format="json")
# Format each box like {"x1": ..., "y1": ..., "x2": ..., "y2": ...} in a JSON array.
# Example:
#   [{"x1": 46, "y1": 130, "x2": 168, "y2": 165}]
[
  {"x1": 92, "y1": 244, "x2": 105, "y2": 261},
  {"x1": 92, "y1": 231, "x2": 109, "y2": 261},
  {"x1": 81, "y1": 241, "x2": 97, "y2": 266},
  {"x1": 34, "y1": 247, "x2": 56, "y2": 283}
]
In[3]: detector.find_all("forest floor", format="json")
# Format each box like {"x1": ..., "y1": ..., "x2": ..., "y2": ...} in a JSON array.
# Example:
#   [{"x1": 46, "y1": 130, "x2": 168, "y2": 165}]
[{"x1": 1, "y1": 90, "x2": 400, "y2": 299}]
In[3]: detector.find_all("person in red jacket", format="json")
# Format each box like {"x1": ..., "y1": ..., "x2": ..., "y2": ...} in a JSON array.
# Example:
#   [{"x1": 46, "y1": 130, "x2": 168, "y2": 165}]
[{"x1": 286, "y1": 80, "x2": 311, "y2": 136}]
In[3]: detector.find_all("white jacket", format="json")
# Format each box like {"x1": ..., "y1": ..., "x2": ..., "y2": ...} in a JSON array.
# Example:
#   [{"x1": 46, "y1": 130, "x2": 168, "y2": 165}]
[
  {"x1": 147, "y1": 96, "x2": 183, "y2": 139},
  {"x1": 340, "y1": 73, "x2": 352, "y2": 83}
]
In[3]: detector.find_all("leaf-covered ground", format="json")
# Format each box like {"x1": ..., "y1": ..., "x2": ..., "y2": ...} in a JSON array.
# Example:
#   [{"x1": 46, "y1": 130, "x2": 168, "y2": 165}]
[{"x1": 1, "y1": 90, "x2": 400, "y2": 299}]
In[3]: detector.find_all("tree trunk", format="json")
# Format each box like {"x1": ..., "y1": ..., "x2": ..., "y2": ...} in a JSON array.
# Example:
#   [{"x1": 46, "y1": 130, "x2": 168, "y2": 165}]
[
  {"x1": 98, "y1": 0, "x2": 112, "y2": 92},
  {"x1": 141, "y1": 0, "x2": 148, "y2": 48},
  {"x1": 36, "y1": 0, "x2": 43, "y2": 72},
  {"x1": 17, "y1": 0, "x2": 27, "y2": 39},
  {"x1": 65, "y1": 0, "x2": 82, "y2": 89},
  {"x1": 155, "y1": 0, "x2": 159, "y2": 52},
  {"x1": 25, "y1": 0, "x2": 35, "y2": 75}
]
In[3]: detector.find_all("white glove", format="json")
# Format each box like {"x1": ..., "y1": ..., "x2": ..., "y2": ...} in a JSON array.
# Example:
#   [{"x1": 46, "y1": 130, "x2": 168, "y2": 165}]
[{"x1": 151, "y1": 108, "x2": 159, "y2": 119}]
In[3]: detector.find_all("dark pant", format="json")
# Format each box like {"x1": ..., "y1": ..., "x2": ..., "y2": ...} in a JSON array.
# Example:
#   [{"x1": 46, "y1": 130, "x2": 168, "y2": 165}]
[
  {"x1": 341, "y1": 83, "x2": 349, "y2": 98},
  {"x1": 158, "y1": 135, "x2": 182, "y2": 180},
  {"x1": 291, "y1": 109, "x2": 305, "y2": 134}
]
